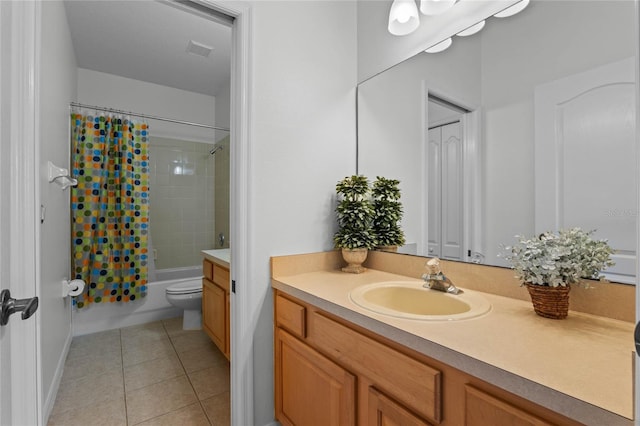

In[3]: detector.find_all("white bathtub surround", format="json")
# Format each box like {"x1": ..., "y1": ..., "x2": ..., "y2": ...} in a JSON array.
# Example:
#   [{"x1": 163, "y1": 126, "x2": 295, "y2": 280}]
[{"x1": 149, "y1": 136, "x2": 217, "y2": 270}]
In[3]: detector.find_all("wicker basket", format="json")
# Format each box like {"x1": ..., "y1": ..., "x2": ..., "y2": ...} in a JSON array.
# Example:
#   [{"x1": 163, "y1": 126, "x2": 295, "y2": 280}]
[{"x1": 525, "y1": 284, "x2": 571, "y2": 319}]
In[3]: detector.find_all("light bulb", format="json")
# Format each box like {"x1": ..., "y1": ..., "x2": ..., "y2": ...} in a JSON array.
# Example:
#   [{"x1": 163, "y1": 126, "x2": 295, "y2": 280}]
[
  {"x1": 388, "y1": 0, "x2": 420, "y2": 36},
  {"x1": 420, "y1": 0, "x2": 455, "y2": 16},
  {"x1": 396, "y1": 8, "x2": 411, "y2": 23}
]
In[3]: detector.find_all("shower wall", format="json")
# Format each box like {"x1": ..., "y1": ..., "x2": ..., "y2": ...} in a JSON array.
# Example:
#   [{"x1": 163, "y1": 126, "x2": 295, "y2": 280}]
[
  {"x1": 214, "y1": 135, "x2": 230, "y2": 248},
  {"x1": 150, "y1": 136, "x2": 215, "y2": 269}
]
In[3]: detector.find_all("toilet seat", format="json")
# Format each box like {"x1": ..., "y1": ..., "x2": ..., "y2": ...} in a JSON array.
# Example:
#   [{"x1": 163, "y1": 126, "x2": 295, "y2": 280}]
[{"x1": 166, "y1": 280, "x2": 202, "y2": 295}]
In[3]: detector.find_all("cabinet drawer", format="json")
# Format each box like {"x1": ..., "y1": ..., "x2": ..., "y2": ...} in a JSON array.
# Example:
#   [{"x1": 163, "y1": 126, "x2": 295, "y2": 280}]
[
  {"x1": 203, "y1": 259, "x2": 213, "y2": 280},
  {"x1": 465, "y1": 385, "x2": 553, "y2": 426},
  {"x1": 310, "y1": 312, "x2": 442, "y2": 423},
  {"x1": 368, "y1": 387, "x2": 432, "y2": 426},
  {"x1": 213, "y1": 264, "x2": 230, "y2": 291},
  {"x1": 276, "y1": 295, "x2": 306, "y2": 338}
]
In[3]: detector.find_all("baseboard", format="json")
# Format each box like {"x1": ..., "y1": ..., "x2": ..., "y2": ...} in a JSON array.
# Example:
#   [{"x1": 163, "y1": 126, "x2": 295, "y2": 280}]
[{"x1": 42, "y1": 328, "x2": 72, "y2": 425}]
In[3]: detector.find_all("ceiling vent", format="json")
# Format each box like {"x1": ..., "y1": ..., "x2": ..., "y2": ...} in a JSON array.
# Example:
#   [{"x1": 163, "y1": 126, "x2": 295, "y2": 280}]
[{"x1": 186, "y1": 40, "x2": 213, "y2": 58}]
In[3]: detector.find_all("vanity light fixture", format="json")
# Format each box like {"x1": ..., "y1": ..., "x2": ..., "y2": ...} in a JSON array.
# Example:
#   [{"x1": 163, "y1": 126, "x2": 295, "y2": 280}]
[
  {"x1": 420, "y1": 0, "x2": 455, "y2": 16},
  {"x1": 425, "y1": 37, "x2": 452, "y2": 53},
  {"x1": 420, "y1": 0, "x2": 530, "y2": 53},
  {"x1": 494, "y1": 0, "x2": 530, "y2": 18},
  {"x1": 388, "y1": 0, "x2": 457, "y2": 36},
  {"x1": 456, "y1": 20, "x2": 485, "y2": 37},
  {"x1": 388, "y1": 0, "x2": 421, "y2": 36}
]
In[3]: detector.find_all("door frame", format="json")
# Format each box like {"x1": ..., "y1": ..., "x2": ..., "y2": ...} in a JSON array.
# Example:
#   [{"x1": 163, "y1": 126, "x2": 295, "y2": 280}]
[
  {"x1": 422, "y1": 85, "x2": 482, "y2": 262},
  {"x1": 199, "y1": 1, "x2": 253, "y2": 425},
  {"x1": 1, "y1": 0, "x2": 41, "y2": 424},
  {"x1": 634, "y1": 1, "x2": 640, "y2": 423},
  {"x1": 6, "y1": 1, "x2": 255, "y2": 425}
]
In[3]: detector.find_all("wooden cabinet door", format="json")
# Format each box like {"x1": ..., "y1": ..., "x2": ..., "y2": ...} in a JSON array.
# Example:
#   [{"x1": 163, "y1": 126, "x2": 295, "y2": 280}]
[
  {"x1": 202, "y1": 278, "x2": 213, "y2": 338},
  {"x1": 465, "y1": 386, "x2": 553, "y2": 426},
  {"x1": 275, "y1": 328, "x2": 356, "y2": 426},
  {"x1": 368, "y1": 387, "x2": 432, "y2": 426},
  {"x1": 202, "y1": 278, "x2": 226, "y2": 354}
]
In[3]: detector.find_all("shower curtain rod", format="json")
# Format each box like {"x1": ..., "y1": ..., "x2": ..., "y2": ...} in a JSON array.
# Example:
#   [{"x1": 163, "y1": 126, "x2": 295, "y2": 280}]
[{"x1": 69, "y1": 102, "x2": 230, "y2": 132}]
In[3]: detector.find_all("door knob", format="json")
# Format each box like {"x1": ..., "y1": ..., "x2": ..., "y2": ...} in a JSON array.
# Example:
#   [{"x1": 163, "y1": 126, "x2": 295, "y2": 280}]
[
  {"x1": 635, "y1": 321, "x2": 640, "y2": 355},
  {"x1": 0, "y1": 289, "x2": 38, "y2": 326}
]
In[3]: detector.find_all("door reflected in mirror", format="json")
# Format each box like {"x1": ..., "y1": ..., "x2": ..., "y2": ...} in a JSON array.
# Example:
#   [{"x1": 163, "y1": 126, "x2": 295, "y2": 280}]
[{"x1": 357, "y1": 0, "x2": 637, "y2": 284}]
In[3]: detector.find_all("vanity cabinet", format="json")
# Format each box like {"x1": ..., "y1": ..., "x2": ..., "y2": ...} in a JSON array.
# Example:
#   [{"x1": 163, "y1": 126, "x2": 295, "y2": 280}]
[
  {"x1": 203, "y1": 259, "x2": 230, "y2": 360},
  {"x1": 368, "y1": 387, "x2": 432, "y2": 426},
  {"x1": 276, "y1": 328, "x2": 356, "y2": 425},
  {"x1": 274, "y1": 290, "x2": 582, "y2": 426},
  {"x1": 464, "y1": 385, "x2": 553, "y2": 426}
]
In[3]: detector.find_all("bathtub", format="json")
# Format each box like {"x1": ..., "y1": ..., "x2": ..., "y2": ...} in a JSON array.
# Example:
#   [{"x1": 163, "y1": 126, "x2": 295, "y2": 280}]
[{"x1": 72, "y1": 266, "x2": 203, "y2": 336}]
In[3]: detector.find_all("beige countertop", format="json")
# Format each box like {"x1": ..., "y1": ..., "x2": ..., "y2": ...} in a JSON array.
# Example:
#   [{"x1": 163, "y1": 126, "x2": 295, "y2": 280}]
[
  {"x1": 202, "y1": 249, "x2": 230, "y2": 268},
  {"x1": 272, "y1": 267, "x2": 635, "y2": 426}
]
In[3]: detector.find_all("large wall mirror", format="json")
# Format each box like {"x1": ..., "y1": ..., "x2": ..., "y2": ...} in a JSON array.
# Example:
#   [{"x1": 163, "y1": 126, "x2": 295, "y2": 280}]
[{"x1": 358, "y1": 0, "x2": 637, "y2": 284}]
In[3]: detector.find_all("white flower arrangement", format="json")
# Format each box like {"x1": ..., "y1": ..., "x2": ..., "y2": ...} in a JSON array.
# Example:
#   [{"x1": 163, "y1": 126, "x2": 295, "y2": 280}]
[{"x1": 501, "y1": 228, "x2": 615, "y2": 287}]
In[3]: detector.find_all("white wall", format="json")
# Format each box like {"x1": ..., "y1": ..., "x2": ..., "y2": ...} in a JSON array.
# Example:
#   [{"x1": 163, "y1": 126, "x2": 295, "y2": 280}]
[
  {"x1": 77, "y1": 68, "x2": 217, "y2": 143},
  {"x1": 480, "y1": 0, "x2": 636, "y2": 264},
  {"x1": 38, "y1": 1, "x2": 77, "y2": 421},
  {"x1": 247, "y1": 1, "x2": 357, "y2": 423},
  {"x1": 358, "y1": 36, "x2": 481, "y2": 254}
]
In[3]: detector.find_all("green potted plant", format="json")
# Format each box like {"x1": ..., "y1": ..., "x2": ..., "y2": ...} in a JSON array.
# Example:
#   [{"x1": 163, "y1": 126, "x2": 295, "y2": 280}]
[
  {"x1": 372, "y1": 176, "x2": 405, "y2": 252},
  {"x1": 334, "y1": 175, "x2": 377, "y2": 273},
  {"x1": 501, "y1": 228, "x2": 614, "y2": 319}
]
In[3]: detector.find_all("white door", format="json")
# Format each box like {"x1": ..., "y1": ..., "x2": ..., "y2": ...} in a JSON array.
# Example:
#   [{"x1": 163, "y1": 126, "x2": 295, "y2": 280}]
[
  {"x1": 535, "y1": 57, "x2": 636, "y2": 284},
  {"x1": 0, "y1": 1, "x2": 41, "y2": 425},
  {"x1": 441, "y1": 122, "x2": 464, "y2": 260},
  {"x1": 427, "y1": 122, "x2": 464, "y2": 261},
  {"x1": 427, "y1": 127, "x2": 442, "y2": 257}
]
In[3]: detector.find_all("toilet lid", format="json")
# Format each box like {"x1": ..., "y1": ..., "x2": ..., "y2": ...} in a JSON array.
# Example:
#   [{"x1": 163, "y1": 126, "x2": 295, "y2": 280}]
[{"x1": 166, "y1": 279, "x2": 202, "y2": 295}]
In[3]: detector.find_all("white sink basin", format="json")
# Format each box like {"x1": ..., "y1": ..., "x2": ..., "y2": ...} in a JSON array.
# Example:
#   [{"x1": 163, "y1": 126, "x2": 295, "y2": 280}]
[{"x1": 349, "y1": 281, "x2": 491, "y2": 321}]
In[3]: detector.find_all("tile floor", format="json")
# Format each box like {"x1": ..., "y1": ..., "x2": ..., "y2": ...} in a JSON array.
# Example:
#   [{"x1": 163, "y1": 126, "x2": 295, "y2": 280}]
[{"x1": 48, "y1": 317, "x2": 230, "y2": 426}]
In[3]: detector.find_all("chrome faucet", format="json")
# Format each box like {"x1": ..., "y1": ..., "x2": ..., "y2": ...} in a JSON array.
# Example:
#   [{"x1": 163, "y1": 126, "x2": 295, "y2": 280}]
[{"x1": 421, "y1": 258, "x2": 461, "y2": 295}]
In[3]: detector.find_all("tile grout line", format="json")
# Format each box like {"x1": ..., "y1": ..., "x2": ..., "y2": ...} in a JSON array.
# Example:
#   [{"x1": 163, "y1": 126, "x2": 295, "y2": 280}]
[
  {"x1": 120, "y1": 328, "x2": 129, "y2": 426},
  {"x1": 162, "y1": 320, "x2": 215, "y2": 426},
  {"x1": 123, "y1": 321, "x2": 191, "y2": 426}
]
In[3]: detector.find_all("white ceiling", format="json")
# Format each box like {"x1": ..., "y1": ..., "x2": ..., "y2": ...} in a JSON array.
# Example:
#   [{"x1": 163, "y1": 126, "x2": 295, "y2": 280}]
[{"x1": 64, "y1": 0, "x2": 232, "y2": 97}]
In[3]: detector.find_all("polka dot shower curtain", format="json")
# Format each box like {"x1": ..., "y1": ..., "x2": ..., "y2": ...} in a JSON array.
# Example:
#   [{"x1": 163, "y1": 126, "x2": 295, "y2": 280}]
[{"x1": 70, "y1": 112, "x2": 150, "y2": 308}]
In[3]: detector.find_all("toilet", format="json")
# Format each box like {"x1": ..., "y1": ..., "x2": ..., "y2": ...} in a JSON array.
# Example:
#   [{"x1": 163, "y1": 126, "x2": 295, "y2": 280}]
[{"x1": 165, "y1": 279, "x2": 203, "y2": 330}]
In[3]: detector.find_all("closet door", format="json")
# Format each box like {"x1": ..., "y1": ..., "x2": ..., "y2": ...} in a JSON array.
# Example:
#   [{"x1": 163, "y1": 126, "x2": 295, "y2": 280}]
[
  {"x1": 441, "y1": 122, "x2": 464, "y2": 261},
  {"x1": 428, "y1": 123, "x2": 464, "y2": 260},
  {"x1": 427, "y1": 127, "x2": 442, "y2": 258}
]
